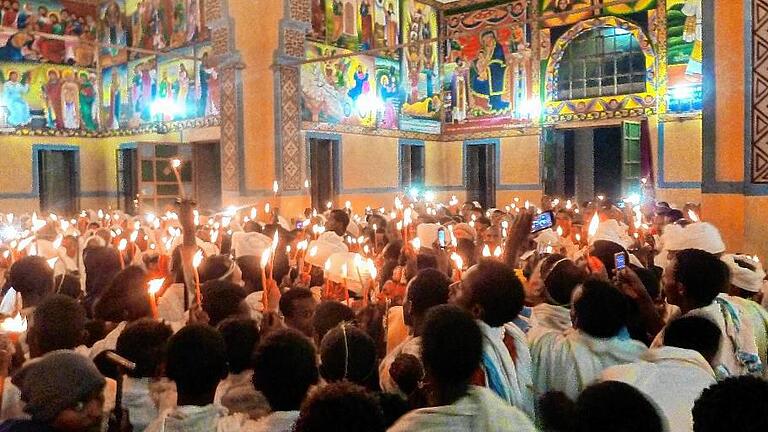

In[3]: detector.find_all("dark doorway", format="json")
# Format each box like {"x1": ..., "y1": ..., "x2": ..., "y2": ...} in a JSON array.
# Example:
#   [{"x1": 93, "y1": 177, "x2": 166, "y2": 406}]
[
  {"x1": 400, "y1": 144, "x2": 425, "y2": 188},
  {"x1": 465, "y1": 143, "x2": 496, "y2": 208},
  {"x1": 193, "y1": 142, "x2": 222, "y2": 211},
  {"x1": 116, "y1": 147, "x2": 138, "y2": 214},
  {"x1": 38, "y1": 148, "x2": 78, "y2": 215},
  {"x1": 593, "y1": 127, "x2": 623, "y2": 200},
  {"x1": 309, "y1": 137, "x2": 339, "y2": 210}
]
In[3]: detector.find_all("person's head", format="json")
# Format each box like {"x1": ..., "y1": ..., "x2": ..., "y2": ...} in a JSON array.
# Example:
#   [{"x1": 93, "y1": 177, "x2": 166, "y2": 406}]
[
  {"x1": 217, "y1": 318, "x2": 259, "y2": 375},
  {"x1": 663, "y1": 316, "x2": 722, "y2": 365},
  {"x1": 93, "y1": 266, "x2": 152, "y2": 323},
  {"x1": 572, "y1": 278, "x2": 628, "y2": 338},
  {"x1": 591, "y1": 240, "x2": 629, "y2": 276},
  {"x1": 327, "y1": 209, "x2": 350, "y2": 236},
  {"x1": 8, "y1": 255, "x2": 54, "y2": 308},
  {"x1": 575, "y1": 381, "x2": 664, "y2": 432},
  {"x1": 13, "y1": 351, "x2": 105, "y2": 431},
  {"x1": 696, "y1": 377, "x2": 768, "y2": 432},
  {"x1": 252, "y1": 329, "x2": 318, "y2": 412},
  {"x1": 61, "y1": 235, "x2": 78, "y2": 258},
  {"x1": 198, "y1": 254, "x2": 243, "y2": 286},
  {"x1": 55, "y1": 273, "x2": 83, "y2": 300},
  {"x1": 116, "y1": 318, "x2": 173, "y2": 379},
  {"x1": 421, "y1": 305, "x2": 482, "y2": 393},
  {"x1": 313, "y1": 300, "x2": 355, "y2": 346},
  {"x1": 320, "y1": 323, "x2": 377, "y2": 389},
  {"x1": 28, "y1": 294, "x2": 86, "y2": 358},
  {"x1": 200, "y1": 280, "x2": 249, "y2": 326},
  {"x1": 165, "y1": 324, "x2": 228, "y2": 402},
  {"x1": 542, "y1": 255, "x2": 586, "y2": 306},
  {"x1": 294, "y1": 381, "x2": 384, "y2": 432},
  {"x1": 404, "y1": 268, "x2": 450, "y2": 331},
  {"x1": 450, "y1": 259, "x2": 525, "y2": 327},
  {"x1": 279, "y1": 288, "x2": 317, "y2": 338},
  {"x1": 82, "y1": 246, "x2": 121, "y2": 305},
  {"x1": 663, "y1": 249, "x2": 730, "y2": 313}
]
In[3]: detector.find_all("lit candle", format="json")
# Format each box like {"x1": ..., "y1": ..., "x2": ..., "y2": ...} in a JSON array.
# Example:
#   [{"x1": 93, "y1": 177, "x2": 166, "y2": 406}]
[
  {"x1": 482, "y1": 245, "x2": 491, "y2": 257},
  {"x1": 170, "y1": 159, "x2": 185, "y2": 198},
  {"x1": 261, "y1": 250, "x2": 272, "y2": 311},
  {"x1": 451, "y1": 253, "x2": 464, "y2": 281},
  {"x1": 493, "y1": 246, "x2": 502, "y2": 258},
  {"x1": 118, "y1": 239, "x2": 128, "y2": 269},
  {"x1": 411, "y1": 238, "x2": 421, "y2": 252},
  {"x1": 687, "y1": 209, "x2": 700, "y2": 222},
  {"x1": 147, "y1": 278, "x2": 164, "y2": 319},
  {"x1": 192, "y1": 250, "x2": 204, "y2": 305},
  {"x1": 273, "y1": 180, "x2": 279, "y2": 198},
  {"x1": 269, "y1": 231, "x2": 279, "y2": 282},
  {"x1": 0, "y1": 313, "x2": 27, "y2": 343}
]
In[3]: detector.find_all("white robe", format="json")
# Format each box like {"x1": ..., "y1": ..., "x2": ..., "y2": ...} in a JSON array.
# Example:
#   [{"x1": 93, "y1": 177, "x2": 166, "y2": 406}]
[
  {"x1": 527, "y1": 303, "x2": 572, "y2": 343},
  {"x1": 144, "y1": 404, "x2": 249, "y2": 432},
  {"x1": 387, "y1": 386, "x2": 536, "y2": 432},
  {"x1": 530, "y1": 328, "x2": 647, "y2": 400},
  {"x1": 601, "y1": 346, "x2": 716, "y2": 432}
]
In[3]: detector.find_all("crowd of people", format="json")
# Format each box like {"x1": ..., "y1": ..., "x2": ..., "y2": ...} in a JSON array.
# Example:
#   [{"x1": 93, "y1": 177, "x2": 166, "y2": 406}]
[{"x1": 0, "y1": 194, "x2": 765, "y2": 431}]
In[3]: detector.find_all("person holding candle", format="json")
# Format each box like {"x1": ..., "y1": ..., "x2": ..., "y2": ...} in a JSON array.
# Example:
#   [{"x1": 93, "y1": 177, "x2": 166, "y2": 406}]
[
  {"x1": 1, "y1": 256, "x2": 54, "y2": 317},
  {"x1": 199, "y1": 280, "x2": 250, "y2": 327},
  {"x1": 278, "y1": 288, "x2": 316, "y2": 339}
]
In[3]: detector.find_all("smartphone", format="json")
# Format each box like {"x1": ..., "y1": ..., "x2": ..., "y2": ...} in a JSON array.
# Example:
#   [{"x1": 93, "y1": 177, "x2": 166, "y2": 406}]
[
  {"x1": 531, "y1": 211, "x2": 555, "y2": 233},
  {"x1": 296, "y1": 221, "x2": 304, "y2": 230},
  {"x1": 614, "y1": 252, "x2": 627, "y2": 271},
  {"x1": 437, "y1": 228, "x2": 446, "y2": 249}
]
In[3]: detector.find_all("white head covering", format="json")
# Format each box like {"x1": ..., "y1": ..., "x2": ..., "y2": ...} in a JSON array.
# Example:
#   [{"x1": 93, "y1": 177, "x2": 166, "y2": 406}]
[
  {"x1": 324, "y1": 252, "x2": 371, "y2": 295},
  {"x1": 590, "y1": 219, "x2": 632, "y2": 249},
  {"x1": 453, "y1": 223, "x2": 476, "y2": 242},
  {"x1": 231, "y1": 231, "x2": 272, "y2": 258},
  {"x1": 535, "y1": 228, "x2": 561, "y2": 247},
  {"x1": 306, "y1": 232, "x2": 349, "y2": 268},
  {"x1": 664, "y1": 222, "x2": 726, "y2": 254},
  {"x1": 416, "y1": 223, "x2": 441, "y2": 250},
  {"x1": 722, "y1": 254, "x2": 767, "y2": 293}
]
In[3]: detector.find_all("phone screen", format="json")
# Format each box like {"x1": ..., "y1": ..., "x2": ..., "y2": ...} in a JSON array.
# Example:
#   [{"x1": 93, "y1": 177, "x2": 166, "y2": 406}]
[
  {"x1": 531, "y1": 211, "x2": 555, "y2": 233},
  {"x1": 437, "y1": 229, "x2": 446, "y2": 248},
  {"x1": 614, "y1": 252, "x2": 627, "y2": 271}
]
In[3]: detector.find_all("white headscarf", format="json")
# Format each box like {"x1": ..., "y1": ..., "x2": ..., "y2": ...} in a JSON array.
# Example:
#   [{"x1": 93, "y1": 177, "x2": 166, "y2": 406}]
[{"x1": 722, "y1": 254, "x2": 767, "y2": 293}]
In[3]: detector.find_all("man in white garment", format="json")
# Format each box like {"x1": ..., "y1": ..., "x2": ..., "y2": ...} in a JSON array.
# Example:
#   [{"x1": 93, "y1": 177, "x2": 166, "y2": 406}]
[
  {"x1": 527, "y1": 256, "x2": 585, "y2": 343},
  {"x1": 530, "y1": 278, "x2": 647, "y2": 400},
  {"x1": 450, "y1": 260, "x2": 535, "y2": 416},
  {"x1": 657, "y1": 249, "x2": 763, "y2": 377},
  {"x1": 602, "y1": 315, "x2": 719, "y2": 432},
  {"x1": 380, "y1": 268, "x2": 450, "y2": 395},
  {"x1": 388, "y1": 305, "x2": 536, "y2": 432}
]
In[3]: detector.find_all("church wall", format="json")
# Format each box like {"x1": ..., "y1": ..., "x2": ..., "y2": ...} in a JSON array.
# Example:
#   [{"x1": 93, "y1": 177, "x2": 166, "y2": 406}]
[
  {"x1": 424, "y1": 140, "x2": 462, "y2": 189},
  {"x1": 341, "y1": 133, "x2": 399, "y2": 191},
  {"x1": 499, "y1": 135, "x2": 540, "y2": 186}
]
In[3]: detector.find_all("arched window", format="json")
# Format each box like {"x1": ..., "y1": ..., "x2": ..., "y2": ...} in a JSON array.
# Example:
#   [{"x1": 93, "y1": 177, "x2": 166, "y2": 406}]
[{"x1": 555, "y1": 26, "x2": 647, "y2": 101}]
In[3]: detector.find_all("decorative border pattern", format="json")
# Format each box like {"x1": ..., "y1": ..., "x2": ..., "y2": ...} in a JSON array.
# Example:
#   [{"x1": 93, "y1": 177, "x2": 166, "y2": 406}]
[
  {"x1": 752, "y1": 0, "x2": 768, "y2": 183},
  {"x1": 0, "y1": 117, "x2": 220, "y2": 138}
]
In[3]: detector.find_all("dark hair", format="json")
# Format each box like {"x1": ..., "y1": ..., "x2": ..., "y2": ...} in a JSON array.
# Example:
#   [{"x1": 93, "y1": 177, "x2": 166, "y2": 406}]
[
  {"x1": 673, "y1": 249, "x2": 730, "y2": 307},
  {"x1": 320, "y1": 324, "x2": 377, "y2": 388},
  {"x1": 406, "y1": 268, "x2": 450, "y2": 317},
  {"x1": 198, "y1": 255, "x2": 236, "y2": 283},
  {"x1": 573, "y1": 278, "x2": 628, "y2": 338},
  {"x1": 116, "y1": 319, "x2": 173, "y2": 378},
  {"x1": 200, "y1": 280, "x2": 247, "y2": 327},
  {"x1": 252, "y1": 329, "x2": 318, "y2": 411},
  {"x1": 464, "y1": 259, "x2": 525, "y2": 327},
  {"x1": 294, "y1": 381, "x2": 385, "y2": 432},
  {"x1": 415, "y1": 253, "x2": 438, "y2": 271},
  {"x1": 542, "y1": 255, "x2": 586, "y2": 306},
  {"x1": 591, "y1": 240, "x2": 629, "y2": 276},
  {"x1": 8, "y1": 256, "x2": 54, "y2": 308},
  {"x1": 236, "y1": 255, "x2": 263, "y2": 294},
  {"x1": 29, "y1": 294, "x2": 85, "y2": 355},
  {"x1": 631, "y1": 264, "x2": 661, "y2": 300},
  {"x1": 575, "y1": 381, "x2": 664, "y2": 432},
  {"x1": 280, "y1": 288, "x2": 314, "y2": 319},
  {"x1": 83, "y1": 247, "x2": 122, "y2": 314},
  {"x1": 166, "y1": 324, "x2": 228, "y2": 396},
  {"x1": 313, "y1": 301, "x2": 355, "y2": 345},
  {"x1": 664, "y1": 316, "x2": 722, "y2": 365},
  {"x1": 329, "y1": 210, "x2": 351, "y2": 233},
  {"x1": 55, "y1": 273, "x2": 82, "y2": 300},
  {"x1": 421, "y1": 305, "x2": 482, "y2": 386},
  {"x1": 693, "y1": 376, "x2": 768, "y2": 432},
  {"x1": 93, "y1": 266, "x2": 151, "y2": 322},
  {"x1": 218, "y1": 318, "x2": 259, "y2": 375},
  {"x1": 390, "y1": 353, "x2": 424, "y2": 396}
]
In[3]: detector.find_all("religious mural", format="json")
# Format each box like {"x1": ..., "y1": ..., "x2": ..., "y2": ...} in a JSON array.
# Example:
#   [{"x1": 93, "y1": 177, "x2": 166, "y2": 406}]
[
  {"x1": 373, "y1": 0, "x2": 399, "y2": 56},
  {"x1": 400, "y1": 0, "x2": 439, "y2": 133},
  {"x1": 442, "y1": 1, "x2": 534, "y2": 132},
  {"x1": 666, "y1": 0, "x2": 702, "y2": 112},
  {"x1": 157, "y1": 46, "x2": 195, "y2": 121},
  {"x1": 375, "y1": 56, "x2": 400, "y2": 129},
  {"x1": 101, "y1": 63, "x2": 128, "y2": 130},
  {"x1": 125, "y1": 0, "x2": 203, "y2": 53},
  {"x1": 301, "y1": 42, "x2": 377, "y2": 128},
  {"x1": 0, "y1": 62, "x2": 94, "y2": 129},
  {"x1": 540, "y1": 0, "x2": 595, "y2": 28},
  {"x1": 603, "y1": 0, "x2": 656, "y2": 15}
]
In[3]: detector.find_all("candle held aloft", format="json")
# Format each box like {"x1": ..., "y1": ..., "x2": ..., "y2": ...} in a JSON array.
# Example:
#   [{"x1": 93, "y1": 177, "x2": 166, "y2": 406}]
[{"x1": 147, "y1": 278, "x2": 164, "y2": 319}]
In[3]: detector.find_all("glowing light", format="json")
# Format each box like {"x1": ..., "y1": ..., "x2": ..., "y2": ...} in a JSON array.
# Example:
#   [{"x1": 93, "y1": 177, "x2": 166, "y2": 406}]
[
  {"x1": 324, "y1": 259, "x2": 331, "y2": 272},
  {"x1": 482, "y1": 244, "x2": 491, "y2": 257},
  {"x1": 304, "y1": 179, "x2": 310, "y2": 189},
  {"x1": 171, "y1": 158, "x2": 182, "y2": 169},
  {"x1": 210, "y1": 230, "x2": 219, "y2": 244},
  {"x1": 411, "y1": 238, "x2": 421, "y2": 251},
  {"x1": 326, "y1": 201, "x2": 333, "y2": 210},
  {"x1": 524, "y1": 200, "x2": 530, "y2": 210},
  {"x1": 451, "y1": 253, "x2": 464, "y2": 270},
  {"x1": 264, "y1": 203, "x2": 271, "y2": 215},
  {"x1": 130, "y1": 230, "x2": 139, "y2": 243},
  {"x1": 670, "y1": 85, "x2": 695, "y2": 101},
  {"x1": 261, "y1": 250, "x2": 272, "y2": 269},
  {"x1": 118, "y1": 239, "x2": 128, "y2": 251},
  {"x1": 424, "y1": 191, "x2": 435, "y2": 203},
  {"x1": 625, "y1": 194, "x2": 641, "y2": 205},
  {"x1": 345, "y1": 201, "x2": 352, "y2": 210},
  {"x1": 493, "y1": 246, "x2": 502, "y2": 257},
  {"x1": 309, "y1": 246, "x2": 318, "y2": 257},
  {"x1": 0, "y1": 313, "x2": 27, "y2": 334},
  {"x1": 52, "y1": 235, "x2": 63, "y2": 250},
  {"x1": 192, "y1": 250, "x2": 204, "y2": 268},
  {"x1": 250, "y1": 207, "x2": 257, "y2": 220},
  {"x1": 368, "y1": 259, "x2": 377, "y2": 279},
  {"x1": 588, "y1": 212, "x2": 600, "y2": 239},
  {"x1": 46, "y1": 257, "x2": 57, "y2": 269},
  {"x1": 566, "y1": 200, "x2": 573, "y2": 210},
  {"x1": 5, "y1": 213, "x2": 12, "y2": 224},
  {"x1": 556, "y1": 226, "x2": 563, "y2": 237},
  {"x1": 688, "y1": 209, "x2": 700, "y2": 222},
  {"x1": 148, "y1": 278, "x2": 164, "y2": 296}
]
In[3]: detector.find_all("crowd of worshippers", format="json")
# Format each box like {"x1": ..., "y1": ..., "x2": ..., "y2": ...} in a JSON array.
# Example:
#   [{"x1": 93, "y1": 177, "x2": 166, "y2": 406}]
[{"x1": 0, "y1": 196, "x2": 765, "y2": 432}]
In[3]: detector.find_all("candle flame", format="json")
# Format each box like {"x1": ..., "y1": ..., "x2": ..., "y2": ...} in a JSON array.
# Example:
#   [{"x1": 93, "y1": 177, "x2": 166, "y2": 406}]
[
  {"x1": 52, "y1": 235, "x2": 63, "y2": 250},
  {"x1": 148, "y1": 278, "x2": 164, "y2": 295},
  {"x1": 493, "y1": 246, "x2": 502, "y2": 257},
  {"x1": 171, "y1": 159, "x2": 182, "y2": 169},
  {"x1": 345, "y1": 201, "x2": 352, "y2": 210},
  {"x1": 368, "y1": 259, "x2": 377, "y2": 279},
  {"x1": 309, "y1": 246, "x2": 318, "y2": 257},
  {"x1": 363, "y1": 244, "x2": 370, "y2": 255},
  {"x1": 46, "y1": 257, "x2": 57, "y2": 269},
  {"x1": 482, "y1": 244, "x2": 491, "y2": 257},
  {"x1": 588, "y1": 212, "x2": 600, "y2": 239},
  {"x1": 250, "y1": 207, "x2": 257, "y2": 220},
  {"x1": 576, "y1": 233, "x2": 582, "y2": 242},
  {"x1": 118, "y1": 239, "x2": 128, "y2": 251},
  {"x1": 324, "y1": 259, "x2": 331, "y2": 272},
  {"x1": 0, "y1": 313, "x2": 27, "y2": 334},
  {"x1": 261, "y1": 250, "x2": 272, "y2": 269},
  {"x1": 304, "y1": 179, "x2": 310, "y2": 189},
  {"x1": 326, "y1": 201, "x2": 333, "y2": 210},
  {"x1": 556, "y1": 226, "x2": 563, "y2": 237},
  {"x1": 271, "y1": 231, "x2": 279, "y2": 251},
  {"x1": 396, "y1": 221, "x2": 403, "y2": 231},
  {"x1": 210, "y1": 229, "x2": 219, "y2": 244},
  {"x1": 451, "y1": 253, "x2": 464, "y2": 270},
  {"x1": 297, "y1": 240, "x2": 308, "y2": 251},
  {"x1": 264, "y1": 203, "x2": 271, "y2": 215},
  {"x1": 394, "y1": 197, "x2": 403, "y2": 210},
  {"x1": 130, "y1": 230, "x2": 139, "y2": 243},
  {"x1": 273, "y1": 181, "x2": 279, "y2": 194},
  {"x1": 192, "y1": 250, "x2": 204, "y2": 268},
  {"x1": 411, "y1": 238, "x2": 421, "y2": 251},
  {"x1": 687, "y1": 209, "x2": 700, "y2": 222}
]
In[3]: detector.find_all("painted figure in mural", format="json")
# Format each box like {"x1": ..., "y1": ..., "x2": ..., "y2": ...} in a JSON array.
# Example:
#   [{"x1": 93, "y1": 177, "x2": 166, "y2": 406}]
[
  {"x1": 108, "y1": 67, "x2": 121, "y2": 130},
  {"x1": 200, "y1": 52, "x2": 219, "y2": 116},
  {"x1": 452, "y1": 57, "x2": 469, "y2": 122},
  {"x1": 331, "y1": 0, "x2": 344, "y2": 42},
  {"x1": 101, "y1": 1, "x2": 127, "y2": 61},
  {"x1": 131, "y1": 0, "x2": 146, "y2": 49},
  {"x1": 0, "y1": 28, "x2": 33, "y2": 61},
  {"x1": 385, "y1": 1, "x2": 397, "y2": 49},
  {"x1": 79, "y1": 73, "x2": 97, "y2": 131},
  {"x1": 139, "y1": 63, "x2": 154, "y2": 121},
  {"x1": 359, "y1": 0, "x2": 373, "y2": 49},
  {"x1": 158, "y1": 71, "x2": 172, "y2": 120},
  {"x1": 43, "y1": 69, "x2": 64, "y2": 129},
  {"x1": 176, "y1": 63, "x2": 191, "y2": 116},
  {"x1": 186, "y1": 0, "x2": 199, "y2": 42},
  {"x1": 470, "y1": 30, "x2": 509, "y2": 112},
  {"x1": 1, "y1": 70, "x2": 31, "y2": 126},
  {"x1": 172, "y1": 0, "x2": 187, "y2": 47},
  {"x1": 311, "y1": 0, "x2": 326, "y2": 40},
  {"x1": 682, "y1": 0, "x2": 702, "y2": 77},
  {"x1": 1, "y1": 0, "x2": 17, "y2": 27},
  {"x1": 347, "y1": 65, "x2": 369, "y2": 101},
  {"x1": 61, "y1": 76, "x2": 80, "y2": 130},
  {"x1": 378, "y1": 67, "x2": 398, "y2": 128}
]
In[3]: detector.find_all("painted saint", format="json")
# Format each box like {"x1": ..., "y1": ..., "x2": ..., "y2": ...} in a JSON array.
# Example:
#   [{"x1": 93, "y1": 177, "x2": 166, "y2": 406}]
[
  {"x1": 61, "y1": 77, "x2": 81, "y2": 130},
  {"x1": 681, "y1": 0, "x2": 702, "y2": 77},
  {"x1": 1, "y1": 70, "x2": 31, "y2": 126},
  {"x1": 43, "y1": 70, "x2": 64, "y2": 129},
  {"x1": 470, "y1": 31, "x2": 509, "y2": 112},
  {"x1": 108, "y1": 68, "x2": 122, "y2": 130},
  {"x1": 359, "y1": 0, "x2": 373, "y2": 49},
  {"x1": 79, "y1": 73, "x2": 97, "y2": 131}
]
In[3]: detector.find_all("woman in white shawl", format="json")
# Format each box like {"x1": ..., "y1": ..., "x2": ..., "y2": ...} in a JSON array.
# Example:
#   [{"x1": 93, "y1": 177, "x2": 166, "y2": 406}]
[{"x1": 527, "y1": 254, "x2": 586, "y2": 343}]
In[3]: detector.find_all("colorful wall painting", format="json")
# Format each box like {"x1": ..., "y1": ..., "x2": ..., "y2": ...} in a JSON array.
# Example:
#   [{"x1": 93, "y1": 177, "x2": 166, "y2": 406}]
[
  {"x1": 375, "y1": 57, "x2": 400, "y2": 129},
  {"x1": 0, "y1": 63, "x2": 94, "y2": 129},
  {"x1": 101, "y1": 63, "x2": 129, "y2": 129},
  {"x1": 442, "y1": 2, "x2": 535, "y2": 132},
  {"x1": 373, "y1": 0, "x2": 399, "y2": 56},
  {"x1": 666, "y1": 0, "x2": 702, "y2": 112},
  {"x1": 326, "y1": 0, "x2": 362, "y2": 50},
  {"x1": 309, "y1": 0, "x2": 327, "y2": 41},
  {"x1": 196, "y1": 44, "x2": 218, "y2": 117},
  {"x1": 400, "y1": 0, "x2": 440, "y2": 133},
  {"x1": 603, "y1": 0, "x2": 656, "y2": 15},
  {"x1": 125, "y1": 0, "x2": 203, "y2": 52},
  {"x1": 157, "y1": 46, "x2": 195, "y2": 121},
  {"x1": 127, "y1": 55, "x2": 156, "y2": 124},
  {"x1": 540, "y1": 0, "x2": 595, "y2": 28},
  {"x1": 301, "y1": 42, "x2": 377, "y2": 128}
]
